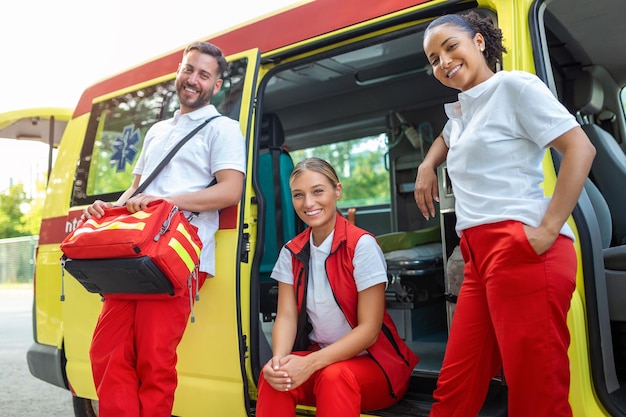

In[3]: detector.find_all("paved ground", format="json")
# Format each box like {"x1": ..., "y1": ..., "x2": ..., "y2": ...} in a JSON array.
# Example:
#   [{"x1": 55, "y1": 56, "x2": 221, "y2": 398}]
[{"x1": 0, "y1": 286, "x2": 75, "y2": 416}]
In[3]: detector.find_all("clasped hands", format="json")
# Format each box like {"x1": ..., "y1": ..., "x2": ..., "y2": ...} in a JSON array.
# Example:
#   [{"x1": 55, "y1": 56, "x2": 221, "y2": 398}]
[{"x1": 262, "y1": 354, "x2": 312, "y2": 392}]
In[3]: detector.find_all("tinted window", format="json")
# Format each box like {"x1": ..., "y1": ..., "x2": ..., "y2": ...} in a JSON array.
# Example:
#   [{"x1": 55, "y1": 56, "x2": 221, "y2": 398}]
[
  {"x1": 290, "y1": 134, "x2": 390, "y2": 209},
  {"x1": 71, "y1": 58, "x2": 248, "y2": 206}
]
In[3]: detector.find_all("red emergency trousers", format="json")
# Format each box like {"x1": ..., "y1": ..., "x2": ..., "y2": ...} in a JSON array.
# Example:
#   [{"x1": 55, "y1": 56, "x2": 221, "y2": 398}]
[
  {"x1": 257, "y1": 214, "x2": 418, "y2": 417},
  {"x1": 89, "y1": 274, "x2": 206, "y2": 417},
  {"x1": 430, "y1": 220, "x2": 576, "y2": 417}
]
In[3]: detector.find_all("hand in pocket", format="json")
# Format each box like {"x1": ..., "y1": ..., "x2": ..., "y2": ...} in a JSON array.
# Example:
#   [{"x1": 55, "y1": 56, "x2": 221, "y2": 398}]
[{"x1": 521, "y1": 224, "x2": 557, "y2": 256}]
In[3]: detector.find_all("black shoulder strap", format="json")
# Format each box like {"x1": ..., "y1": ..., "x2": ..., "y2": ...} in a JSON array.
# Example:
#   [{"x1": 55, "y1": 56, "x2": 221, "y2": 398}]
[
  {"x1": 292, "y1": 245, "x2": 312, "y2": 352},
  {"x1": 270, "y1": 146, "x2": 284, "y2": 246},
  {"x1": 131, "y1": 115, "x2": 222, "y2": 198}
]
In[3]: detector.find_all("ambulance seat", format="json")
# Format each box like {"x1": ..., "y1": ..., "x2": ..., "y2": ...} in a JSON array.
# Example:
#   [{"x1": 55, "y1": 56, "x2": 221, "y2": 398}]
[
  {"x1": 574, "y1": 72, "x2": 626, "y2": 318},
  {"x1": 258, "y1": 113, "x2": 296, "y2": 321},
  {"x1": 573, "y1": 71, "x2": 626, "y2": 322},
  {"x1": 582, "y1": 178, "x2": 626, "y2": 324},
  {"x1": 574, "y1": 71, "x2": 626, "y2": 246},
  {"x1": 377, "y1": 227, "x2": 443, "y2": 306},
  {"x1": 583, "y1": 176, "x2": 626, "y2": 377}
]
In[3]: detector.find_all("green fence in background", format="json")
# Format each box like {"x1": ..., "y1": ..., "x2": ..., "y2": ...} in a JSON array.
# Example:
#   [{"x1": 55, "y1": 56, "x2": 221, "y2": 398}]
[{"x1": 0, "y1": 235, "x2": 37, "y2": 284}]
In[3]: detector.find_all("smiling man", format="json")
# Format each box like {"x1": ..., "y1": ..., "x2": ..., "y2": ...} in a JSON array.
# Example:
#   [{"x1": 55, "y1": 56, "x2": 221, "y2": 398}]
[{"x1": 82, "y1": 41, "x2": 247, "y2": 417}]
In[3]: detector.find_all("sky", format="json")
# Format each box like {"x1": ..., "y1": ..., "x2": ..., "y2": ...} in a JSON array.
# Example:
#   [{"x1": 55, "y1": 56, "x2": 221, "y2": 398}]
[{"x1": 0, "y1": 0, "x2": 301, "y2": 193}]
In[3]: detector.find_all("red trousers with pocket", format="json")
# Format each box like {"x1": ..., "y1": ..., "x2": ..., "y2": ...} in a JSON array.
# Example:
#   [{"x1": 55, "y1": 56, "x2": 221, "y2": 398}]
[
  {"x1": 89, "y1": 274, "x2": 205, "y2": 417},
  {"x1": 430, "y1": 221, "x2": 576, "y2": 417},
  {"x1": 256, "y1": 352, "x2": 404, "y2": 417}
]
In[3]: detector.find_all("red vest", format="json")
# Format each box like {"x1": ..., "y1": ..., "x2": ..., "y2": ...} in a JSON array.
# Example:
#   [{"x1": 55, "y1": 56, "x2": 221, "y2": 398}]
[{"x1": 286, "y1": 213, "x2": 419, "y2": 398}]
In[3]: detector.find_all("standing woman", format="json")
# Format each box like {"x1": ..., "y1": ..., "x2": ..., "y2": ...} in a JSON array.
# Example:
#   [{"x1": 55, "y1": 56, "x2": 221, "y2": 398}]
[
  {"x1": 257, "y1": 157, "x2": 418, "y2": 417},
  {"x1": 414, "y1": 12, "x2": 595, "y2": 417}
]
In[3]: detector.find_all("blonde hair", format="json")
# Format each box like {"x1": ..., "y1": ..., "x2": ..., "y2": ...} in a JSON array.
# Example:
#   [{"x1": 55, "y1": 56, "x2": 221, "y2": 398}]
[{"x1": 290, "y1": 157, "x2": 340, "y2": 188}]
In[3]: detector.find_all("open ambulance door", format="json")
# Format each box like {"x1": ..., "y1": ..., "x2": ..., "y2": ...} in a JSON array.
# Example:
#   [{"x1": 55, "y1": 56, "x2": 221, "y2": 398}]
[
  {"x1": 231, "y1": 47, "x2": 263, "y2": 417},
  {"x1": 0, "y1": 107, "x2": 72, "y2": 183}
]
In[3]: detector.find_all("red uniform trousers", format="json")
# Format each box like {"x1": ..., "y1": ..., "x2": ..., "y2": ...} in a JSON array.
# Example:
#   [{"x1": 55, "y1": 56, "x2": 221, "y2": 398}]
[
  {"x1": 256, "y1": 352, "x2": 405, "y2": 417},
  {"x1": 430, "y1": 220, "x2": 576, "y2": 417},
  {"x1": 89, "y1": 274, "x2": 205, "y2": 417}
]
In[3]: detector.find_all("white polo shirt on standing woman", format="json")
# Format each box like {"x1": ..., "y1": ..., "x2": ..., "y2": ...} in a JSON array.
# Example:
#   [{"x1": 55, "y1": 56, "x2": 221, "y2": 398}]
[{"x1": 441, "y1": 70, "x2": 580, "y2": 239}]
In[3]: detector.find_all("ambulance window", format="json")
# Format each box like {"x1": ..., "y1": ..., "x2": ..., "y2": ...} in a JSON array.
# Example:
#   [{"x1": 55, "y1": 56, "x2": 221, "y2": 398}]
[
  {"x1": 71, "y1": 81, "x2": 176, "y2": 206},
  {"x1": 213, "y1": 58, "x2": 248, "y2": 120},
  {"x1": 290, "y1": 134, "x2": 391, "y2": 209},
  {"x1": 71, "y1": 57, "x2": 249, "y2": 206}
]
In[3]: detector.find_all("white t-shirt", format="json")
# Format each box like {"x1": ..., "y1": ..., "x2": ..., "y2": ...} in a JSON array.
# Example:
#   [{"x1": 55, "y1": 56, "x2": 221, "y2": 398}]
[
  {"x1": 441, "y1": 70, "x2": 579, "y2": 239},
  {"x1": 271, "y1": 232, "x2": 388, "y2": 348},
  {"x1": 133, "y1": 105, "x2": 246, "y2": 275}
]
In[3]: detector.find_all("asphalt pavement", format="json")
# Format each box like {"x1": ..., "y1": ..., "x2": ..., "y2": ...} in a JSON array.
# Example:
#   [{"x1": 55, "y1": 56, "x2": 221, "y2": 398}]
[{"x1": 0, "y1": 286, "x2": 75, "y2": 416}]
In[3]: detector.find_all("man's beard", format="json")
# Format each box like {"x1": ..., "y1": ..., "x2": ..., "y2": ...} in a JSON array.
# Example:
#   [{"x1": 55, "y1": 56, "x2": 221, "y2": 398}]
[{"x1": 178, "y1": 83, "x2": 213, "y2": 109}]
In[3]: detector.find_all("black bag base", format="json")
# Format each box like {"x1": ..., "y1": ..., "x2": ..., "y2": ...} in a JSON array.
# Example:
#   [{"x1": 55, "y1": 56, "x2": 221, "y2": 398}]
[{"x1": 63, "y1": 256, "x2": 175, "y2": 295}]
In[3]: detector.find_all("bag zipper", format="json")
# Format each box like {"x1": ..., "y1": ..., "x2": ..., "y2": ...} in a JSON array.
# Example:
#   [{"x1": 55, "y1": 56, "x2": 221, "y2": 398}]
[
  {"x1": 188, "y1": 266, "x2": 199, "y2": 323},
  {"x1": 154, "y1": 205, "x2": 178, "y2": 242},
  {"x1": 60, "y1": 257, "x2": 66, "y2": 301}
]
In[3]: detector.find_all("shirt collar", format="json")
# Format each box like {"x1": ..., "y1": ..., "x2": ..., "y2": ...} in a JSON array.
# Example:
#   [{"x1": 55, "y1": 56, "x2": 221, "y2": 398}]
[
  {"x1": 444, "y1": 71, "x2": 503, "y2": 119},
  {"x1": 459, "y1": 71, "x2": 502, "y2": 100},
  {"x1": 310, "y1": 230, "x2": 334, "y2": 254},
  {"x1": 173, "y1": 104, "x2": 219, "y2": 123}
]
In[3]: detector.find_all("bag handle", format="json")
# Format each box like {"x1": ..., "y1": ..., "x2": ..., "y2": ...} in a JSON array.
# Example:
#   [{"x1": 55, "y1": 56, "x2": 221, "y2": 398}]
[{"x1": 131, "y1": 115, "x2": 222, "y2": 198}]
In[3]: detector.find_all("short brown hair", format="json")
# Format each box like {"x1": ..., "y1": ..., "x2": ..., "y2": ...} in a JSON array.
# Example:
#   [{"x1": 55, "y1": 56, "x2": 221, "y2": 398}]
[{"x1": 183, "y1": 41, "x2": 228, "y2": 77}]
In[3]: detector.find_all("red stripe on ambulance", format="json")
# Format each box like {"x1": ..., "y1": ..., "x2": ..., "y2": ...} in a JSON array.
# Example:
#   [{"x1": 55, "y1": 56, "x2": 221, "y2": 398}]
[{"x1": 38, "y1": 205, "x2": 239, "y2": 246}]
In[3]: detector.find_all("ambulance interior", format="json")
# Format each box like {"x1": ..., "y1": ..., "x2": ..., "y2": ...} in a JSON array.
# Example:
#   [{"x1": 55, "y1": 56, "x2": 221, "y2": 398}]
[{"x1": 252, "y1": 1, "x2": 626, "y2": 415}]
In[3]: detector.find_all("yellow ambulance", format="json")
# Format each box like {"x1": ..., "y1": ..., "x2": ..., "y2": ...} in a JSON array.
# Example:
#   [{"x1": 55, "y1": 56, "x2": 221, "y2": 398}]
[{"x1": 26, "y1": 0, "x2": 626, "y2": 415}]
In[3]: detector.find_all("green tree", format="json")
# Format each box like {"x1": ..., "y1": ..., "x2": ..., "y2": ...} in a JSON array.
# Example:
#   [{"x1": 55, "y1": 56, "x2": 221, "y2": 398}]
[
  {"x1": 343, "y1": 150, "x2": 389, "y2": 206},
  {"x1": 18, "y1": 178, "x2": 46, "y2": 236},
  {"x1": 0, "y1": 180, "x2": 44, "y2": 238},
  {"x1": 0, "y1": 183, "x2": 29, "y2": 238},
  {"x1": 291, "y1": 135, "x2": 390, "y2": 208}
]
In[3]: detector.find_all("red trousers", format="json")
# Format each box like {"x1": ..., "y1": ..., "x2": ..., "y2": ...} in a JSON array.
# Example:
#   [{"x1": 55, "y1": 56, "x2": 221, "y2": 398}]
[
  {"x1": 430, "y1": 221, "x2": 576, "y2": 417},
  {"x1": 256, "y1": 352, "x2": 403, "y2": 417},
  {"x1": 89, "y1": 274, "x2": 205, "y2": 417}
]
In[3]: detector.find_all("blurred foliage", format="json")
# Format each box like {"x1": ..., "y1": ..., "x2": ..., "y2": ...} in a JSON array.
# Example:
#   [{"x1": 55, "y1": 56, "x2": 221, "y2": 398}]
[
  {"x1": 290, "y1": 135, "x2": 390, "y2": 208},
  {"x1": 0, "y1": 180, "x2": 44, "y2": 238}
]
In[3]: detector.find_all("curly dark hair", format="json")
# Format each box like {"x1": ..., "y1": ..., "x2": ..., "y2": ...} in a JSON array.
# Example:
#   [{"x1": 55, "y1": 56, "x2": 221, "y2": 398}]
[{"x1": 425, "y1": 11, "x2": 507, "y2": 69}]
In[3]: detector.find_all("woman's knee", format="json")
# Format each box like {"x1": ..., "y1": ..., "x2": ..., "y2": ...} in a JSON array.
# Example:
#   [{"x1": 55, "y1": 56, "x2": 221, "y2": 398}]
[{"x1": 316, "y1": 362, "x2": 358, "y2": 388}]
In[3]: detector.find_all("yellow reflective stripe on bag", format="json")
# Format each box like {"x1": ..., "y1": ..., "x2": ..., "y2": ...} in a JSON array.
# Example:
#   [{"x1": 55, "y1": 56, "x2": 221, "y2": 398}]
[
  {"x1": 176, "y1": 223, "x2": 202, "y2": 256},
  {"x1": 69, "y1": 221, "x2": 146, "y2": 239},
  {"x1": 167, "y1": 238, "x2": 196, "y2": 274}
]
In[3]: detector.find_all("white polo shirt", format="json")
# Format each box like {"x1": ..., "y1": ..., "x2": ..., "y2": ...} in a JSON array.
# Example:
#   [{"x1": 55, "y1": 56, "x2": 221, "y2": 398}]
[
  {"x1": 133, "y1": 105, "x2": 246, "y2": 275},
  {"x1": 271, "y1": 232, "x2": 388, "y2": 348},
  {"x1": 442, "y1": 70, "x2": 579, "y2": 239}
]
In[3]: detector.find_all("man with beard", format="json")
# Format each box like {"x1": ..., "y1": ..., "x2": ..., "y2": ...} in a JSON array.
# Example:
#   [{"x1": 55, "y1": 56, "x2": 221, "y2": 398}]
[{"x1": 82, "y1": 41, "x2": 246, "y2": 417}]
